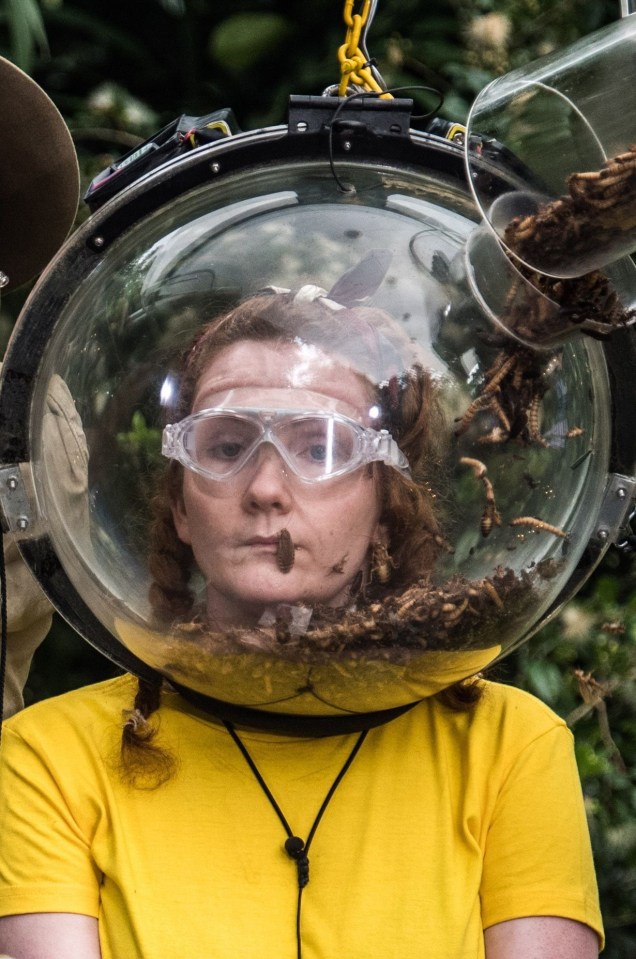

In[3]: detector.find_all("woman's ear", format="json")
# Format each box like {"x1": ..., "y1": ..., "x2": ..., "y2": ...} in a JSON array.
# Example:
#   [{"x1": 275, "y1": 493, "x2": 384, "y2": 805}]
[{"x1": 171, "y1": 495, "x2": 192, "y2": 546}]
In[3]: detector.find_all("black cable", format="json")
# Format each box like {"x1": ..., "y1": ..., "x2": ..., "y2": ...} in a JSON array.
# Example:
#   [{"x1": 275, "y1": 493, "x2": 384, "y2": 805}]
[
  {"x1": 0, "y1": 532, "x2": 8, "y2": 742},
  {"x1": 224, "y1": 721, "x2": 368, "y2": 959},
  {"x1": 327, "y1": 85, "x2": 445, "y2": 193}
]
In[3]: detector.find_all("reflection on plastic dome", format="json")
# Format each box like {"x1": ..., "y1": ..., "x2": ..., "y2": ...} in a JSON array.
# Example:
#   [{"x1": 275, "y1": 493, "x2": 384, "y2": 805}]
[{"x1": 28, "y1": 160, "x2": 611, "y2": 715}]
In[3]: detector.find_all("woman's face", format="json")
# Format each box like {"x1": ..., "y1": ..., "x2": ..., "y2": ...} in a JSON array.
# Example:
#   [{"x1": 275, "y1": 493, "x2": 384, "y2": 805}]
[{"x1": 172, "y1": 340, "x2": 385, "y2": 627}]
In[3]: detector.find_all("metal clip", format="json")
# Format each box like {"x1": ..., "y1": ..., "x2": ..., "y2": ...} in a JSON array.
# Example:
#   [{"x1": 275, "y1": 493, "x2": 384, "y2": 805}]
[
  {"x1": 591, "y1": 472, "x2": 636, "y2": 548},
  {"x1": 0, "y1": 466, "x2": 32, "y2": 533}
]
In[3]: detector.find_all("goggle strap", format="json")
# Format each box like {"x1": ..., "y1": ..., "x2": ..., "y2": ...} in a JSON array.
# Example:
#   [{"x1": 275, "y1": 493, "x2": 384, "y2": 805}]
[{"x1": 373, "y1": 429, "x2": 411, "y2": 474}]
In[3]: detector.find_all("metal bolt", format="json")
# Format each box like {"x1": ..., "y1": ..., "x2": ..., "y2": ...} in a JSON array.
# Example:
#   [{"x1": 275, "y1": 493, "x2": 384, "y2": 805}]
[
  {"x1": 92, "y1": 236, "x2": 105, "y2": 249},
  {"x1": 617, "y1": 487, "x2": 627, "y2": 499},
  {"x1": 342, "y1": 140, "x2": 352, "y2": 152},
  {"x1": 452, "y1": 131, "x2": 465, "y2": 146},
  {"x1": 597, "y1": 528, "x2": 609, "y2": 542},
  {"x1": 211, "y1": 162, "x2": 221, "y2": 174},
  {"x1": 16, "y1": 516, "x2": 29, "y2": 531},
  {"x1": 7, "y1": 477, "x2": 17, "y2": 490}
]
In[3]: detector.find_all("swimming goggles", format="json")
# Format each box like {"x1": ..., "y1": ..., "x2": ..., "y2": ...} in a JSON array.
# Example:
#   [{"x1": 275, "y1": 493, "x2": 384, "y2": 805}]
[{"x1": 162, "y1": 407, "x2": 411, "y2": 483}]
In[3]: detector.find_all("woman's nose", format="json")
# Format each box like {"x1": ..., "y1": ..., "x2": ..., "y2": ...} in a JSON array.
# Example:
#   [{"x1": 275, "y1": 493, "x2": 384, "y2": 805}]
[{"x1": 241, "y1": 443, "x2": 293, "y2": 512}]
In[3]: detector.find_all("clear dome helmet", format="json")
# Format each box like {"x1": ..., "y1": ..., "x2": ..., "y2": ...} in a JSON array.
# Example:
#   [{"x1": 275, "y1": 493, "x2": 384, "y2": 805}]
[{"x1": 1, "y1": 94, "x2": 635, "y2": 733}]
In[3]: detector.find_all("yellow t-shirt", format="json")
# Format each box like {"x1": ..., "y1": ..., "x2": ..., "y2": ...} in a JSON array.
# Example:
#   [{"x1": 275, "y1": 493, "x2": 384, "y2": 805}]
[{"x1": 0, "y1": 675, "x2": 603, "y2": 959}]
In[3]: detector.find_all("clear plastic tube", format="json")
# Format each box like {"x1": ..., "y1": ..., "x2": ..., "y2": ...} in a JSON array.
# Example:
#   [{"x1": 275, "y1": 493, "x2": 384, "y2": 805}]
[{"x1": 465, "y1": 15, "x2": 636, "y2": 278}]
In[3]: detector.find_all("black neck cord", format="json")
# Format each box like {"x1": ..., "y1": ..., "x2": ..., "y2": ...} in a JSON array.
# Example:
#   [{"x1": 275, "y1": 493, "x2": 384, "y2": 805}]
[
  {"x1": 223, "y1": 720, "x2": 368, "y2": 959},
  {"x1": 173, "y1": 680, "x2": 419, "y2": 736}
]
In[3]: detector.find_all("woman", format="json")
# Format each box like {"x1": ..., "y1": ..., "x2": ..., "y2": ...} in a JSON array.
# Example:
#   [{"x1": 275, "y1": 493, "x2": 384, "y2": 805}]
[{"x1": 0, "y1": 291, "x2": 602, "y2": 958}]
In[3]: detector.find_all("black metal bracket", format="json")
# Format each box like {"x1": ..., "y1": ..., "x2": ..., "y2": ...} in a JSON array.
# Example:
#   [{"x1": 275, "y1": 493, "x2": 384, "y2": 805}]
[{"x1": 287, "y1": 94, "x2": 413, "y2": 144}]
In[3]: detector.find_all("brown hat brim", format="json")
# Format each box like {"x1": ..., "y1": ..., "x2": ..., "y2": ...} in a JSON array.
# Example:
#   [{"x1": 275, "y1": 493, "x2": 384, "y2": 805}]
[{"x1": 0, "y1": 57, "x2": 79, "y2": 291}]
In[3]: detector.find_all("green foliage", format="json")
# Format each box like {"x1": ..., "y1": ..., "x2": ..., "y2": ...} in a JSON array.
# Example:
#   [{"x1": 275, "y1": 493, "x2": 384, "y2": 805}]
[
  {"x1": 209, "y1": 13, "x2": 293, "y2": 74},
  {"x1": 116, "y1": 411, "x2": 162, "y2": 469},
  {"x1": 501, "y1": 556, "x2": 636, "y2": 955},
  {"x1": 115, "y1": 411, "x2": 164, "y2": 533},
  {"x1": 2, "y1": 0, "x2": 48, "y2": 71}
]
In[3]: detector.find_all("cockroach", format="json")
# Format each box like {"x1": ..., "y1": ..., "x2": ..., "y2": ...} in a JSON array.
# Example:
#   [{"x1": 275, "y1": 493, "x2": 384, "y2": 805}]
[
  {"x1": 526, "y1": 393, "x2": 547, "y2": 447},
  {"x1": 330, "y1": 554, "x2": 348, "y2": 575},
  {"x1": 536, "y1": 558, "x2": 561, "y2": 580},
  {"x1": 460, "y1": 457, "x2": 501, "y2": 538},
  {"x1": 480, "y1": 499, "x2": 501, "y2": 538},
  {"x1": 276, "y1": 528, "x2": 295, "y2": 573},
  {"x1": 371, "y1": 541, "x2": 394, "y2": 584},
  {"x1": 481, "y1": 579, "x2": 503, "y2": 609}
]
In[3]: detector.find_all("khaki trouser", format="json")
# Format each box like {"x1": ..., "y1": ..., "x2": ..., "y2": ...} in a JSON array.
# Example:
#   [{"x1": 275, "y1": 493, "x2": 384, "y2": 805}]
[{"x1": 2, "y1": 374, "x2": 88, "y2": 718}]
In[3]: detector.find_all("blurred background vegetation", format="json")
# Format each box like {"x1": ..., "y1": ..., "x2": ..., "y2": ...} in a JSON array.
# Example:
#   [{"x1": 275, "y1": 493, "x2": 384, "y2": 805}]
[{"x1": 1, "y1": 0, "x2": 634, "y2": 953}]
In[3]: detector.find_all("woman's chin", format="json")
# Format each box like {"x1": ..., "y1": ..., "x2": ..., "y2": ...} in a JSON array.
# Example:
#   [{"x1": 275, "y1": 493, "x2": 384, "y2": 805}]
[{"x1": 205, "y1": 571, "x2": 352, "y2": 626}]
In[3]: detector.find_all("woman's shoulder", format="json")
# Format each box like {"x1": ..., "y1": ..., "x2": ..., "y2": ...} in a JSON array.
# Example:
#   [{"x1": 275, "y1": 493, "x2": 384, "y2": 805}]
[
  {"x1": 407, "y1": 681, "x2": 574, "y2": 785},
  {"x1": 4, "y1": 673, "x2": 138, "y2": 739},
  {"x1": 478, "y1": 679, "x2": 566, "y2": 723},
  {"x1": 457, "y1": 678, "x2": 570, "y2": 749},
  {"x1": 419, "y1": 679, "x2": 569, "y2": 754}
]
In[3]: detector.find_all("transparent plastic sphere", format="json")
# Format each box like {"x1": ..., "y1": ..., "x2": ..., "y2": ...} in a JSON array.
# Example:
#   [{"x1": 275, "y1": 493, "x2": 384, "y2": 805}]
[{"x1": 6, "y1": 150, "x2": 620, "y2": 719}]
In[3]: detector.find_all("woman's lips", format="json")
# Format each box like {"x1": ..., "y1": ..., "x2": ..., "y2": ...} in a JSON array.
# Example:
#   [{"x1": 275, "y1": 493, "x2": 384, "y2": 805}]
[{"x1": 246, "y1": 536, "x2": 281, "y2": 547}]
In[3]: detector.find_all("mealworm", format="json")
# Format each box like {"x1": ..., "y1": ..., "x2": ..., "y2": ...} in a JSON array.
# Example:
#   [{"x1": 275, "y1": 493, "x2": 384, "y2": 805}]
[
  {"x1": 481, "y1": 579, "x2": 503, "y2": 609},
  {"x1": 276, "y1": 528, "x2": 295, "y2": 573},
  {"x1": 459, "y1": 456, "x2": 487, "y2": 478},
  {"x1": 509, "y1": 516, "x2": 568, "y2": 538}
]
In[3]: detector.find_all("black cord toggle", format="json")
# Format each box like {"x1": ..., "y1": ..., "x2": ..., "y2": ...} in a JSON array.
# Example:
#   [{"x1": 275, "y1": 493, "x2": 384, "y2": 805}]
[{"x1": 285, "y1": 836, "x2": 310, "y2": 888}]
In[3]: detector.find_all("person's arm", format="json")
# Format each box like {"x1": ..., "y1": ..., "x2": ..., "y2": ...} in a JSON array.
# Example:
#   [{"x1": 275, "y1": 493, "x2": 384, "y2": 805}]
[
  {"x1": 0, "y1": 914, "x2": 100, "y2": 959},
  {"x1": 0, "y1": 722, "x2": 102, "y2": 951},
  {"x1": 2, "y1": 373, "x2": 89, "y2": 719},
  {"x1": 2, "y1": 538, "x2": 52, "y2": 719},
  {"x1": 485, "y1": 915, "x2": 599, "y2": 958},
  {"x1": 479, "y1": 704, "x2": 604, "y2": 948}
]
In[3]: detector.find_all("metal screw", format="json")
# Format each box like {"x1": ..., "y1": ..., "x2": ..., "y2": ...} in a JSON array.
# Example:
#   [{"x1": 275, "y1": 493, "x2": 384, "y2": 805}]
[
  {"x1": 597, "y1": 528, "x2": 609, "y2": 542},
  {"x1": 92, "y1": 236, "x2": 105, "y2": 249},
  {"x1": 211, "y1": 162, "x2": 221, "y2": 174},
  {"x1": 7, "y1": 477, "x2": 17, "y2": 490},
  {"x1": 617, "y1": 487, "x2": 627, "y2": 499},
  {"x1": 342, "y1": 140, "x2": 352, "y2": 152},
  {"x1": 16, "y1": 516, "x2": 29, "y2": 531}
]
